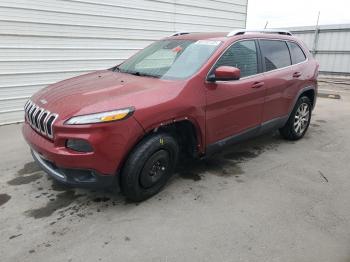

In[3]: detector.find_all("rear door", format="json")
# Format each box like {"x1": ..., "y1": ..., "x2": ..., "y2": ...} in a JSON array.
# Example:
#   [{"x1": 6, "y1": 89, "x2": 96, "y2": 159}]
[
  {"x1": 258, "y1": 39, "x2": 293, "y2": 122},
  {"x1": 286, "y1": 41, "x2": 309, "y2": 109},
  {"x1": 205, "y1": 40, "x2": 266, "y2": 145}
]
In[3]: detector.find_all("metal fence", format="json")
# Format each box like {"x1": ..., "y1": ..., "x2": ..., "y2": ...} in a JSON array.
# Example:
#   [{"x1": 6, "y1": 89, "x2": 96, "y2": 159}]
[{"x1": 285, "y1": 24, "x2": 350, "y2": 76}]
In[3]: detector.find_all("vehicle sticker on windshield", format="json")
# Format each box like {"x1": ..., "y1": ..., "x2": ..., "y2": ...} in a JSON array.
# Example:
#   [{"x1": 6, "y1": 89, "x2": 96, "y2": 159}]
[
  {"x1": 172, "y1": 46, "x2": 183, "y2": 53},
  {"x1": 194, "y1": 40, "x2": 221, "y2": 46}
]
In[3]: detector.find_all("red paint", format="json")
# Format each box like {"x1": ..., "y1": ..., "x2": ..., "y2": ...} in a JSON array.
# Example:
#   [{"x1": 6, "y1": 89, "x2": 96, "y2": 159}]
[
  {"x1": 214, "y1": 66, "x2": 241, "y2": 81},
  {"x1": 23, "y1": 32, "x2": 318, "y2": 178}
]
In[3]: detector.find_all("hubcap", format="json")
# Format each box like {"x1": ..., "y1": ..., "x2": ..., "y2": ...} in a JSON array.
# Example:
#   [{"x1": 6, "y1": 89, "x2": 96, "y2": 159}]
[
  {"x1": 294, "y1": 103, "x2": 310, "y2": 135},
  {"x1": 139, "y1": 150, "x2": 170, "y2": 189}
]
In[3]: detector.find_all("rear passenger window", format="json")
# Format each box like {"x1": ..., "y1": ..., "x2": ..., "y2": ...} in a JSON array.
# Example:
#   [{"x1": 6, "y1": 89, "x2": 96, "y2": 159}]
[
  {"x1": 288, "y1": 42, "x2": 306, "y2": 64},
  {"x1": 213, "y1": 40, "x2": 258, "y2": 78},
  {"x1": 259, "y1": 40, "x2": 291, "y2": 71}
]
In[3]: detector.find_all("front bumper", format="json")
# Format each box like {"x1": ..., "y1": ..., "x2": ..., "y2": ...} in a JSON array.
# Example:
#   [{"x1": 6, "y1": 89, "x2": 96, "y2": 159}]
[
  {"x1": 31, "y1": 149, "x2": 117, "y2": 188},
  {"x1": 22, "y1": 115, "x2": 145, "y2": 188}
]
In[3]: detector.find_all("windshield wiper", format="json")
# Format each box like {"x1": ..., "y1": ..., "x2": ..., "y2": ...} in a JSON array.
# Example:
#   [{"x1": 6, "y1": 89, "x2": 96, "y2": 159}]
[
  {"x1": 129, "y1": 71, "x2": 160, "y2": 78},
  {"x1": 111, "y1": 65, "x2": 120, "y2": 72},
  {"x1": 113, "y1": 68, "x2": 160, "y2": 78}
]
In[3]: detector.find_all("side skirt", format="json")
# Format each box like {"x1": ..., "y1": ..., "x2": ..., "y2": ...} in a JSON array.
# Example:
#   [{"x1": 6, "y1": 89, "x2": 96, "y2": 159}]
[{"x1": 205, "y1": 115, "x2": 288, "y2": 156}]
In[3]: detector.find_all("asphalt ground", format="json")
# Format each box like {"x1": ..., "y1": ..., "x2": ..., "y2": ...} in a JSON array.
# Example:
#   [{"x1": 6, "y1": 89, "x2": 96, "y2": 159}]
[{"x1": 1, "y1": 78, "x2": 350, "y2": 262}]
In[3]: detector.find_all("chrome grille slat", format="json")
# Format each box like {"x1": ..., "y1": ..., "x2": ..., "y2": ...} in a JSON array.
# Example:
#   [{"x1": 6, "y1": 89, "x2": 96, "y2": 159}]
[
  {"x1": 46, "y1": 114, "x2": 58, "y2": 138},
  {"x1": 29, "y1": 105, "x2": 37, "y2": 125},
  {"x1": 42, "y1": 110, "x2": 51, "y2": 135},
  {"x1": 34, "y1": 109, "x2": 43, "y2": 130},
  {"x1": 24, "y1": 100, "x2": 30, "y2": 111},
  {"x1": 24, "y1": 100, "x2": 58, "y2": 140},
  {"x1": 25, "y1": 102, "x2": 33, "y2": 121},
  {"x1": 39, "y1": 111, "x2": 49, "y2": 135}
]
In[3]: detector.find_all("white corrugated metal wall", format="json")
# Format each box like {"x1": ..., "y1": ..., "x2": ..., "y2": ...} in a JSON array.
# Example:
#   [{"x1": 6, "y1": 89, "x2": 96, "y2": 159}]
[
  {"x1": 0, "y1": 0, "x2": 247, "y2": 125},
  {"x1": 286, "y1": 24, "x2": 350, "y2": 76}
]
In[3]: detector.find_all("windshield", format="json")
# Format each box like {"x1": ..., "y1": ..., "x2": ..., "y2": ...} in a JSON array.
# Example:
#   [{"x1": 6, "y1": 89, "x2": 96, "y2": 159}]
[{"x1": 117, "y1": 39, "x2": 222, "y2": 80}]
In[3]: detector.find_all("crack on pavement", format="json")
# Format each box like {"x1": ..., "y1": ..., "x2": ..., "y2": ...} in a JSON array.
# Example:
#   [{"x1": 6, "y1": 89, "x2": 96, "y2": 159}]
[
  {"x1": 319, "y1": 171, "x2": 329, "y2": 183},
  {"x1": 9, "y1": 233, "x2": 22, "y2": 240}
]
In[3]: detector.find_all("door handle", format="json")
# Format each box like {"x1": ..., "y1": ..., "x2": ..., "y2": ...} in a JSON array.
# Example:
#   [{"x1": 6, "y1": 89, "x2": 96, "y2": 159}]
[
  {"x1": 251, "y1": 81, "x2": 264, "y2": 88},
  {"x1": 293, "y1": 72, "x2": 302, "y2": 78}
]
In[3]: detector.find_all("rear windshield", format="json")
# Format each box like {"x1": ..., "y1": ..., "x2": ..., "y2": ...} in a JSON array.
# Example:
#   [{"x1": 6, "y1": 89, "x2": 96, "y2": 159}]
[{"x1": 117, "y1": 39, "x2": 222, "y2": 80}]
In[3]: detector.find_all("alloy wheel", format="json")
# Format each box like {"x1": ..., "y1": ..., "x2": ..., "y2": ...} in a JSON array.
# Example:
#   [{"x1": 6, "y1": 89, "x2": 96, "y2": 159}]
[{"x1": 294, "y1": 102, "x2": 310, "y2": 135}]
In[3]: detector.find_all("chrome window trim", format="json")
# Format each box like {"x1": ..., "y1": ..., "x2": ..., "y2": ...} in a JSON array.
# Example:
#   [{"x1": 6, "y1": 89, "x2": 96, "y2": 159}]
[{"x1": 206, "y1": 37, "x2": 309, "y2": 83}]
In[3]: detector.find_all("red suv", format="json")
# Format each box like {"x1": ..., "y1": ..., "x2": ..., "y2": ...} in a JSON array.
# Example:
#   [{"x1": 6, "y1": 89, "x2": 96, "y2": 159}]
[{"x1": 23, "y1": 30, "x2": 318, "y2": 201}]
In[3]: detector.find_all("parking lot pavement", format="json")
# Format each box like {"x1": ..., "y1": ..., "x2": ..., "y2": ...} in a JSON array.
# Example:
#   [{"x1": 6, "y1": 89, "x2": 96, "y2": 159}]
[{"x1": 1, "y1": 81, "x2": 350, "y2": 262}]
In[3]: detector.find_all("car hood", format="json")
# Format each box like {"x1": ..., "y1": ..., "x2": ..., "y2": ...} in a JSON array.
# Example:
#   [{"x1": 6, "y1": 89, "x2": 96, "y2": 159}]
[{"x1": 31, "y1": 70, "x2": 185, "y2": 120}]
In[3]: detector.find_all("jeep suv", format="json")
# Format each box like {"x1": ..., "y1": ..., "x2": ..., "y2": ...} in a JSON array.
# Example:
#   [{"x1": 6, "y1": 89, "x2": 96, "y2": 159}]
[{"x1": 22, "y1": 29, "x2": 318, "y2": 201}]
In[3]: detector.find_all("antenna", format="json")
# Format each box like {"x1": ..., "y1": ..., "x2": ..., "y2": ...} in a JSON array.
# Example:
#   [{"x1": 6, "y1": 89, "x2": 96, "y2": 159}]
[
  {"x1": 264, "y1": 21, "x2": 268, "y2": 29},
  {"x1": 312, "y1": 11, "x2": 321, "y2": 57}
]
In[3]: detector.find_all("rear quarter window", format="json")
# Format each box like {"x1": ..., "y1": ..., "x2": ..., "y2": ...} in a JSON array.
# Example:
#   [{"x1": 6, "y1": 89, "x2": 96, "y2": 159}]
[
  {"x1": 259, "y1": 40, "x2": 291, "y2": 71},
  {"x1": 288, "y1": 42, "x2": 307, "y2": 64}
]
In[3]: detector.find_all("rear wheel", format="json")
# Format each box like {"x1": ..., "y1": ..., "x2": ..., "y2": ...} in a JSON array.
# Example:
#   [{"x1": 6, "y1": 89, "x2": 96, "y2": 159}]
[
  {"x1": 279, "y1": 96, "x2": 312, "y2": 140},
  {"x1": 121, "y1": 133, "x2": 179, "y2": 202}
]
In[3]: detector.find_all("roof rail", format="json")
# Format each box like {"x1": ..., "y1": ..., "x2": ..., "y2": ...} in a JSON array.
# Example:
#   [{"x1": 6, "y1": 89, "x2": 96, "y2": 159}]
[
  {"x1": 171, "y1": 32, "x2": 190, "y2": 37},
  {"x1": 227, "y1": 29, "x2": 292, "y2": 37}
]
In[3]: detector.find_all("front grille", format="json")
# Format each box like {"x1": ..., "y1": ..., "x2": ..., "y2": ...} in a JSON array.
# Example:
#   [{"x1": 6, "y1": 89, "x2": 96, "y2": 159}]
[{"x1": 24, "y1": 100, "x2": 58, "y2": 139}]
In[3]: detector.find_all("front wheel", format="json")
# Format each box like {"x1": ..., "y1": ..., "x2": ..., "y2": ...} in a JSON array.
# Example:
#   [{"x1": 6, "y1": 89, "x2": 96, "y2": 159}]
[
  {"x1": 120, "y1": 133, "x2": 179, "y2": 202},
  {"x1": 279, "y1": 96, "x2": 312, "y2": 140}
]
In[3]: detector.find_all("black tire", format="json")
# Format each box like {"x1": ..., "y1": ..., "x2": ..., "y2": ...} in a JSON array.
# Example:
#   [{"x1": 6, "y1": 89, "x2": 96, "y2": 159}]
[
  {"x1": 120, "y1": 132, "x2": 179, "y2": 202},
  {"x1": 279, "y1": 96, "x2": 312, "y2": 140}
]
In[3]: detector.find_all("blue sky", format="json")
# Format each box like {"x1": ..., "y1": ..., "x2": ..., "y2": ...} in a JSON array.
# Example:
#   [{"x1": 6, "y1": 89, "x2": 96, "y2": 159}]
[{"x1": 246, "y1": 0, "x2": 350, "y2": 28}]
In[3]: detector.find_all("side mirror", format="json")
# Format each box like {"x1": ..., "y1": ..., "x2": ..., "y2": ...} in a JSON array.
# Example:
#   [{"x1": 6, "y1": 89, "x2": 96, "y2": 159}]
[{"x1": 208, "y1": 66, "x2": 241, "y2": 82}]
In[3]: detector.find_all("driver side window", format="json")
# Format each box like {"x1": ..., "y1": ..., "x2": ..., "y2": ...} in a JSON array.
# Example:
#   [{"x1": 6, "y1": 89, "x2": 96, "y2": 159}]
[{"x1": 213, "y1": 40, "x2": 258, "y2": 78}]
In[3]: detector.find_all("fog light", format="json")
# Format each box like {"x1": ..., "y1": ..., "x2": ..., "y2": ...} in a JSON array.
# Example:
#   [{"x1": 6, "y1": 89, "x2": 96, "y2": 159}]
[{"x1": 66, "y1": 139, "x2": 93, "y2": 152}]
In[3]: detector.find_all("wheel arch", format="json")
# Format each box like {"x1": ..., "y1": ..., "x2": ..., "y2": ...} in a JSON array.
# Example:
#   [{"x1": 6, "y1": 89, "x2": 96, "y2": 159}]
[
  {"x1": 289, "y1": 86, "x2": 316, "y2": 116},
  {"x1": 300, "y1": 89, "x2": 316, "y2": 108},
  {"x1": 145, "y1": 118, "x2": 204, "y2": 158}
]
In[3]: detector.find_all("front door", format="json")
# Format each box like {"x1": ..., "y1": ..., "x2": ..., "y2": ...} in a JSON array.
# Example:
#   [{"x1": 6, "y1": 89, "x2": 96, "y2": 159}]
[{"x1": 205, "y1": 40, "x2": 266, "y2": 145}]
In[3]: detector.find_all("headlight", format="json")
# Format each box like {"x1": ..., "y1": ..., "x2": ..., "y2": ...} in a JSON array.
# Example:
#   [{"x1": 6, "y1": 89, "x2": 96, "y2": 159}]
[{"x1": 65, "y1": 107, "x2": 134, "y2": 125}]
